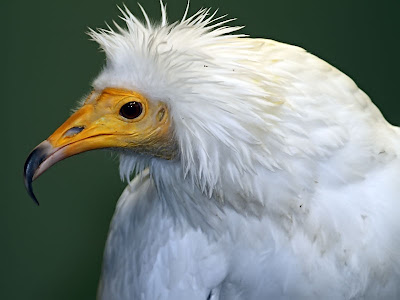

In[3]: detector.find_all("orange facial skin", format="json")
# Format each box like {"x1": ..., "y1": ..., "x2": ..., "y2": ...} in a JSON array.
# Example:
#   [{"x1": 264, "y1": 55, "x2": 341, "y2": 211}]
[{"x1": 24, "y1": 88, "x2": 176, "y2": 204}]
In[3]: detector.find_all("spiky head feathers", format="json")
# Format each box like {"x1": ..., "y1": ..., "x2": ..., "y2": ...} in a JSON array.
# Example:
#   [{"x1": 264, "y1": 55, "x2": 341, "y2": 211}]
[{"x1": 89, "y1": 4, "x2": 294, "y2": 195}]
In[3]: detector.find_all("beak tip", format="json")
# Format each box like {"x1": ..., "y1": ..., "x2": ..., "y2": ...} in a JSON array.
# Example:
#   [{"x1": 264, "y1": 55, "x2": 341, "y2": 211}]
[
  {"x1": 24, "y1": 164, "x2": 40, "y2": 206},
  {"x1": 23, "y1": 141, "x2": 52, "y2": 205},
  {"x1": 24, "y1": 177, "x2": 40, "y2": 205}
]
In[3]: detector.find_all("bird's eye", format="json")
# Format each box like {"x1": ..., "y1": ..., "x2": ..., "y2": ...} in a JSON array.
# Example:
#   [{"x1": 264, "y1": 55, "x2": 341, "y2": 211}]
[{"x1": 120, "y1": 101, "x2": 143, "y2": 119}]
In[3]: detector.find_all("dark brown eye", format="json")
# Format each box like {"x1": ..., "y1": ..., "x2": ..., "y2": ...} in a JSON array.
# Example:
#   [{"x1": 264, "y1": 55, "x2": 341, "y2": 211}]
[{"x1": 119, "y1": 101, "x2": 143, "y2": 119}]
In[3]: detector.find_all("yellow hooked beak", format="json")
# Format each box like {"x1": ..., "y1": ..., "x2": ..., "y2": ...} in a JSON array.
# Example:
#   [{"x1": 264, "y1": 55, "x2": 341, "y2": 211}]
[{"x1": 24, "y1": 88, "x2": 175, "y2": 204}]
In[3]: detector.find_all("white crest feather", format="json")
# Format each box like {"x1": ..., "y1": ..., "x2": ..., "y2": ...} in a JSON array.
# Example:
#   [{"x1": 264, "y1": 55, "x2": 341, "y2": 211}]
[
  {"x1": 88, "y1": 3, "x2": 373, "y2": 204},
  {"x1": 86, "y1": 4, "x2": 400, "y2": 299}
]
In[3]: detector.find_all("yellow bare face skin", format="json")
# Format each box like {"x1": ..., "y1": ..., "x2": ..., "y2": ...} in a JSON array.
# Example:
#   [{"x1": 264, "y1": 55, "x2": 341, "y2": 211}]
[
  {"x1": 24, "y1": 88, "x2": 176, "y2": 204},
  {"x1": 48, "y1": 88, "x2": 176, "y2": 160},
  {"x1": 26, "y1": 87, "x2": 176, "y2": 182}
]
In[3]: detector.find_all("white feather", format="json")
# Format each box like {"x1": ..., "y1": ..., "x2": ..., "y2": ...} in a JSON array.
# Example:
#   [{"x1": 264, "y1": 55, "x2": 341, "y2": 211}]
[{"x1": 93, "y1": 3, "x2": 400, "y2": 299}]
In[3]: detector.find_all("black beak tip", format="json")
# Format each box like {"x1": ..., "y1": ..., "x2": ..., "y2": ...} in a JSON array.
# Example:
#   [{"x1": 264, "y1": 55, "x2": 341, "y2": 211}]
[
  {"x1": 24, "y1": 144, "x2": 50, "y2": 206},
  {"x1": 24, "y1": 175, "x2": 40, "y2": 206}
]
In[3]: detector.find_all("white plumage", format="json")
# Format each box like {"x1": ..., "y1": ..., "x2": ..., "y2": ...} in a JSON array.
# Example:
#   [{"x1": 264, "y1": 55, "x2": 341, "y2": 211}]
[{"x1": 25, "y1": 3, "x2": 400, "y2": 299}]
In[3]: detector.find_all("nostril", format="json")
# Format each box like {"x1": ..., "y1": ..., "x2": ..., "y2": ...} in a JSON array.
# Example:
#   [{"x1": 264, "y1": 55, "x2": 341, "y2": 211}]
[{"x1": 64, "y1": 126, "x2": 85, "y2": 137}]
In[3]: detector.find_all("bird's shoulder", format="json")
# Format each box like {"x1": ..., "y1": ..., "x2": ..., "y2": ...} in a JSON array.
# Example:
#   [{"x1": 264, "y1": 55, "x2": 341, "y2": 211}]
[{"x1": 99, "y1": 169, "x2": 228, "y2": 299}]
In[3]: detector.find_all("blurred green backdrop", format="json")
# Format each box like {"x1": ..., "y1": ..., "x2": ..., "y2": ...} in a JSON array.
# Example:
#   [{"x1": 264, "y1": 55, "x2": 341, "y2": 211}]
[{"x1": 2, "y1": 0, "x2": 399, "y2": 299}]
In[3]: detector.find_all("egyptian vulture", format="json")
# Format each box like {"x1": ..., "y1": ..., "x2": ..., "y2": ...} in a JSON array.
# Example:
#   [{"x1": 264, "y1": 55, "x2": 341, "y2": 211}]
[{"x1": 24, "y1": 3, "x2": 400, "y2": 299}]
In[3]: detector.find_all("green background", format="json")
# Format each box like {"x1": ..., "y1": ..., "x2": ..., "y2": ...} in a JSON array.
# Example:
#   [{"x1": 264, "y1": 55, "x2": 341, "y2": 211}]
[{"x1": 2, "y1": 0, "x2": 399, "y2": 299}]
